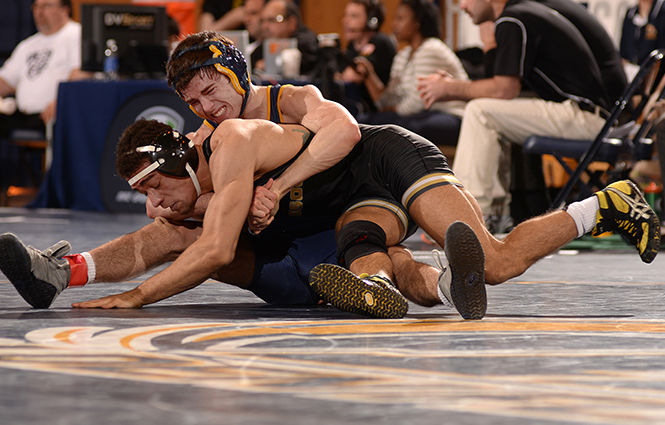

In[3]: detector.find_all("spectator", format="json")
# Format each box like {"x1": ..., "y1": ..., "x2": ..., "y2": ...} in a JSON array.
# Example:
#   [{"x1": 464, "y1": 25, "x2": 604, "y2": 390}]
[
  {"x1": 540, "y1": 0, "x2": 627, "y2": 109},
  {"x1": 253, "y1": 0, "x2": 319, "y2": 77},
  {"x1": 339, "y1": 0, "x2": 396, "y2": 114},
  {"x1": 0, "y1": 0, "x2": 80, "y2": 138},
  {"x1": 244, "y1": 0, "x2": 266, "y2": 67},
  {"x1": 199, "y1": 0, "x2": 244, "y2": 32},
  {"x1": 417, "y1": 0, "x2": 623, "y2": 224},
  {"x1": 356, "y1": 0, "x2": 468, "y2": 147},
  {"x1": 621, "y1": 1, "x2": 665, "y2": 204},
  {"x1": 621, "y1": 0, "x2": 665, "y2": 79}
]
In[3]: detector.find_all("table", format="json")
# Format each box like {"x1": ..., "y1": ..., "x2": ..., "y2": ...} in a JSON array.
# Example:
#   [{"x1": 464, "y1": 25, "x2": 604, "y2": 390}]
[{"x1": 31, "y1": 79, "x2": 199, "y2": 211}]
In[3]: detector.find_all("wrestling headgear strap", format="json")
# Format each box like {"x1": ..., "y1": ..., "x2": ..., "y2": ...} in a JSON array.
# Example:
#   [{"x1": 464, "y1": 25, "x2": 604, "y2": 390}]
[
  {"x1": 171, "y1": 40, "x2": 251, "y2": 116},
  {"x1": 128, "y1": 130, "x2": 201, "y2": 196}
]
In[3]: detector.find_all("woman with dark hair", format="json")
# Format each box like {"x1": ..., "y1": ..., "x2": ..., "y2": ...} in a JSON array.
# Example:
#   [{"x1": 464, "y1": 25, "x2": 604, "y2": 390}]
[
  {"x1": 339, "y1": 0, "x2": 397, "y2": 114},
  {"x1": 355, "y1": 0, "x2": 468, "y2": 146}
]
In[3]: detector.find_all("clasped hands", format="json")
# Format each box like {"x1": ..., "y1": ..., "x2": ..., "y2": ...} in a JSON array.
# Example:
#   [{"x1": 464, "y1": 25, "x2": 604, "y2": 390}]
[
  {"x1": 417, "y1": 70, "x2": 455, "y2": 109},
  {"x1": 247, "y1": 178, "x2": 280, "y2": 234}
]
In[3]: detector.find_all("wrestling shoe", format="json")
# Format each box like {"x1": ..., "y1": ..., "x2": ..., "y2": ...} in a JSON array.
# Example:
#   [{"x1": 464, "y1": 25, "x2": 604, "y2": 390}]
[
  {"x1": 309, "y1": 264, "x2": 408, "y2": 319},
  {"x1": 592, "y1": 180, "x2": 660, "y2": 263},
  {"x1": 433, "y1": 221, "x2": 487, "y2": 320},
  {"x1": 0, "y1": 233, "x2": 71, "y2": 308}
]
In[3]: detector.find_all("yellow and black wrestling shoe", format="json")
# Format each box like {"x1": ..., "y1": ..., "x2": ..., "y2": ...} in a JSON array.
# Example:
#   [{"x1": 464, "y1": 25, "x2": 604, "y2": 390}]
[
  {"x1": 592, "y1": 180, "x2": 660, "y2": 263},
  {"x1": 309, "y1": 264, "x2": 408, "y2": 319}
]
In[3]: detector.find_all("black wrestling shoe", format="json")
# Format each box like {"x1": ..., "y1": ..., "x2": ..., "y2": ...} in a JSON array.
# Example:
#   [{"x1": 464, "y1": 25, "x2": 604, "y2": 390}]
[
  {"x1": 592, "y1": 180, "x2": 660, "y2": 263},
  {"x1": 0, "y1": 233, "x2": 71, "y2": 308},
  {"x1": 309, "y1": 264, "x2": 408, "y2": 319},
  {"x1": 433, "y1": 221, "x2": 487, "y2": 320}
]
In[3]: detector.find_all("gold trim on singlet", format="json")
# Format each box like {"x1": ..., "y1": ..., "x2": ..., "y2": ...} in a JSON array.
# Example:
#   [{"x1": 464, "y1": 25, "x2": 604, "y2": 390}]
[
  {"x1": 276, "y1": 86, "x2": 285, "y2": 122},
  {"x1": 401, "y1": 173, "x2": 462, "y2": 208},
  {"x1": 344, "y1": 199, "x2": 409, "y2": 241},
  {"x1": 265, "y1": 87, "x2": 272, "y2": 121}
]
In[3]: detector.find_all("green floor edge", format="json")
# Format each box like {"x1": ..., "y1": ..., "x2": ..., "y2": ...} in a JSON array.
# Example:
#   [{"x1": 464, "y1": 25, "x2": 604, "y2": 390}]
[{"x1": 563, "y1": 227, "x2": 665, "y2": 252}]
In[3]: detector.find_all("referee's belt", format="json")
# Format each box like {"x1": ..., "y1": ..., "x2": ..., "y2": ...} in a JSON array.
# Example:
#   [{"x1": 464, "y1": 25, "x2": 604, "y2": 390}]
[{"x1": 577, "y1": 101, "x2": 610, "y2": 120}]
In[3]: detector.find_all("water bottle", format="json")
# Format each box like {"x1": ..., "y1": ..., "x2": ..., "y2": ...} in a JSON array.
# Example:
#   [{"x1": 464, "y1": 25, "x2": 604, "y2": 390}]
[
  {"x1": 103, "y1": 39, "x2": 119, "y2": 80},
  {"x1": 644, "y1": 180, "x2": 663, "y2": 218}
]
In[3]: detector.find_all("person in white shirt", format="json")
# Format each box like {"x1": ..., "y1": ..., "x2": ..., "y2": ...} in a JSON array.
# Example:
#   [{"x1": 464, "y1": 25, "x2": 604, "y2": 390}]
[
  {"x1": 0, "y1": 0, "x2": 80, "y2": 138},
  {"x1": 354, "y1": 0, "x2": 468, "y2": 148}
]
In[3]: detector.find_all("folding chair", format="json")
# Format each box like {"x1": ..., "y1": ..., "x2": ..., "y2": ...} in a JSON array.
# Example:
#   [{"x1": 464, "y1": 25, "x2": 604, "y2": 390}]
[
  {"x1": 524, "y1": 49, "x2": 665, "y2": 210},
  {"x1": 1, "y1": 122, "x2": 53, "y2": 206}
]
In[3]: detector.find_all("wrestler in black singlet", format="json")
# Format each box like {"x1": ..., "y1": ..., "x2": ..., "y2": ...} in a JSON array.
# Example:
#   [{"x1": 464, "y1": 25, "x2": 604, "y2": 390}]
[{"x1": 203, "y1": 123, "x2": 460, "y2": 242}]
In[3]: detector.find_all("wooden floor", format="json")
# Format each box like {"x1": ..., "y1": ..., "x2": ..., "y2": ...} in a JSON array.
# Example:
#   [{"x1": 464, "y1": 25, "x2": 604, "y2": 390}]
[{"x1": 0, "y1": 208, "x2": 663, "y2": 425}]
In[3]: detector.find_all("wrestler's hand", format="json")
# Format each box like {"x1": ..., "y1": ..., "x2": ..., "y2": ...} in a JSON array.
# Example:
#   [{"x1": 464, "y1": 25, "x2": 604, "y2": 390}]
[
  {"x1": 248, "y1": 179, "x2": 279, "y2": 234},
  {"x1": 72, "y1": 288, "x2": 145, "y2": 309},
  {"x1": 417, "y1": 71, "x2": 453, "y2": 108}
]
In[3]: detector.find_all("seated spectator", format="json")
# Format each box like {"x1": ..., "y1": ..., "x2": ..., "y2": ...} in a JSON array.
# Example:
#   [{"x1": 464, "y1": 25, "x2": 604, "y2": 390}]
[
  {"x1": 244, "y1": 0, "x2": 267, "y2": 68},
  {"x1": 338, "y1": 0, "x2": 396, "y2": 115},
  {"x1": 540, "y1": 0, "x2": 627, "y2": 107},
  {"x1": 199, "y1": 0, "x2": 244, "y2": 32},
  {"x1": 355, "y1": 0, "x2": 468, "y2": 147},
  {"x1": 0, "y1": 0, "x2": 80, "y2": 139},
  {"x1": 621, "y1": 1, "x2": 665, "y2": 209},
  {"x1": 0, "y1": 0, "x2": 35, "y2": 67},
  {"x1": 253, "y1": 0, "x2": 319, "y2": 77},
  {"x1": 417, "y1": 0, "x2": 625, "y2": 227},
  {"x1": 620, "y1": 0, "x2": 665, "y2": 80}
]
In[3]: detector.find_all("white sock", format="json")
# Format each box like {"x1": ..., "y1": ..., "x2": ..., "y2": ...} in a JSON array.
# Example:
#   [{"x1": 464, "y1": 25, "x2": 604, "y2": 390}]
[
  {"x1": 565, "y1": 196, "x2": 600, "y2": 237},
  {"x1": 80, "y1": 251, "x2": 96, "y2": 284}
]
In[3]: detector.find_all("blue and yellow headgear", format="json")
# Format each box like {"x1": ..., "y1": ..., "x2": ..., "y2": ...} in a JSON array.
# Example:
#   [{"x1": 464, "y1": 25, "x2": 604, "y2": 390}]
[{"x1": 170, "y1": 38, "x2": 251, "y2": 116}]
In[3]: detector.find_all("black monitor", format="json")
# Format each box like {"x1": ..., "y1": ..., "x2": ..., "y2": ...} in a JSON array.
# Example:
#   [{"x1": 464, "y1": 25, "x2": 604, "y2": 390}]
[{"x1": 81, "y1": 4, "x2": 169, "y2": 78}]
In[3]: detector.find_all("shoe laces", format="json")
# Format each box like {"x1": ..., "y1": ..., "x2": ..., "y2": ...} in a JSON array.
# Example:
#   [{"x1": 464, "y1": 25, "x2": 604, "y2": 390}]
[
  {"x1": 599, "y1": 187, "x2": 651, "y2": 240},
  {"x1": 432, "y1": 249, "x2": 447, "y2": 274},
  {"x1": 607, "y1": 187, "x2": 652, "y2": 221},
  {"x1": 362, "y1": 274, "x2": 398, "y2": 290}
]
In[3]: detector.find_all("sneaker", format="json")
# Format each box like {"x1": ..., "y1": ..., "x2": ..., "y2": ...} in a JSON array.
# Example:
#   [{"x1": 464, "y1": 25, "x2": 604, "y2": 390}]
[
  {"x1": 592, "y1": 180, "x2": 660, "y2": 263},
  {"x1": 433, "y1": 221, "x2": 487, "y2": 320},
  {"x1": 0, "y1": 233, "x2": 71, "y2": 308},
  {"x1": 309, "y1": 264, "x2": 408, "y2": 319}
]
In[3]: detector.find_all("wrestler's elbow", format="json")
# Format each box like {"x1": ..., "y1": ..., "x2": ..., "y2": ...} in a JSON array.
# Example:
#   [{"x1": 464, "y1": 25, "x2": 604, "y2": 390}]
[
  {"x1": 205, "y1": 244, "x2": 237, "y2": 268},
  {"x1": 336, "y1": 119, "x2": 362, "y2": 150}
]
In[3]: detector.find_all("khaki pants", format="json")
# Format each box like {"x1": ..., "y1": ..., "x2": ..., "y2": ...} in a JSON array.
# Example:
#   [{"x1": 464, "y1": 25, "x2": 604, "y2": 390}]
[{"x1": 451, "y1": 98, "x2": 606, "y2": 215}]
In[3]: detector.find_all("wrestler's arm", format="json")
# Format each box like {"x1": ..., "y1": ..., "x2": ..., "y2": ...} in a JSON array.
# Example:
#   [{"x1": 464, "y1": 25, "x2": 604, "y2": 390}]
[
  {"x1": 270, "y1": 84, "x2": 361, "y2": 199},
  {"x1": 73, "y1": 121, "x2": 307, "y2": 308},
  {"x1": 113, "y1": 172, "x2": 254, "y2": 307}
]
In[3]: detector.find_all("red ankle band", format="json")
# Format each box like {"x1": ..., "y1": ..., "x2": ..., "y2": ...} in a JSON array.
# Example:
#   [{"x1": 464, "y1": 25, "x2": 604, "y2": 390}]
[{"x1": 65, "y1": 254, "x2": 88, "y2": 287}]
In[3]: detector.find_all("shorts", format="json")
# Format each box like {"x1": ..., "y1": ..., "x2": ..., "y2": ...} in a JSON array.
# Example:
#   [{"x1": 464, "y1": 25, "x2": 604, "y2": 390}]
[
  {"x1": 247, "y1": 227, "x2": 338, "y2": 305},
  {"x1": 343, "y1": 124, "x2": 463, "y2": 241}
]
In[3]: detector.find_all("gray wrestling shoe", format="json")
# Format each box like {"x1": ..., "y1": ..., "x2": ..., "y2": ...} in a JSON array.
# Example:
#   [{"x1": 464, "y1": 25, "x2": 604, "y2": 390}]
[
  {"x1": 432, "y1": 221, "x2": 487, "y2": 320},
  {"x1": 0, "y1": 233, "x2": 71, "y2": 308},
  {"x1": 309, "y1": 264, "x2": 409, "y2": 319}
]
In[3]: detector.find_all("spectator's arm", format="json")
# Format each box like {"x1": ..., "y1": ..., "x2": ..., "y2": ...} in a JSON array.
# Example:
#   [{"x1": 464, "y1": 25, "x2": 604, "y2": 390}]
[
  {"x1": 355, "y1": 56, "x2": 386, "y2": 103},
  {"x1": 0, "y1": 76, "x2": 14, "y2": 98},
  {"x1": 199, "y1": 7, "x2": 244, "y2": 32},
  {"x1": 396, "y1": 41, "x2": 465, "y2": 115},
  {"x1": 418, "y1": 74, "x2": 521, "y2": 108}
]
